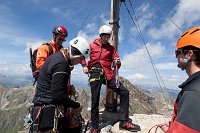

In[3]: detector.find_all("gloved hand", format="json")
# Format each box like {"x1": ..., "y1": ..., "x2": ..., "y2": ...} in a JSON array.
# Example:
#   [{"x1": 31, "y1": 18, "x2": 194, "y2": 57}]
[
  {"x1": 72, "y1": 105, "x2": 83, "y2": 116},
  {"x1": 69, "y1": 85, "x2": 76, "y2": 95},
  {"x1": 159, "y1": 123, "x2": 169, "y2": 133},
  {"x1": 83, "y1": 66, "x2": 89, "y2": 74},
  {"x1": 69, "y1": 65, "x2": 74, "y2": 71},
  {"x1": 111, "y1": 58, "x2": 120, "y2": 70}
]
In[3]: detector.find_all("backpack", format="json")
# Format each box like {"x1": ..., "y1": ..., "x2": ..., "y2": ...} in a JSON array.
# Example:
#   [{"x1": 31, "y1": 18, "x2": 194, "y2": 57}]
[{"x1": 29, "y1": 43, "x2": 53, "y2": 85}]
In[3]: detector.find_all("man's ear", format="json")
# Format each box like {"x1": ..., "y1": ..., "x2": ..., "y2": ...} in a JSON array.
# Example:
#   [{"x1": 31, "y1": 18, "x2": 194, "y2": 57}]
[{"x1": 187, "y1": 50, "x2": 194, "y2": 59}]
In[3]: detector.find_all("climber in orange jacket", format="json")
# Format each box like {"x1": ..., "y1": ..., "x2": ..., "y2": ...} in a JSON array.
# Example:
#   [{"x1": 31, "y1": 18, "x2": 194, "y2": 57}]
[{"x1": 36, "y1": 26, "x2": 68, "y2": 70}]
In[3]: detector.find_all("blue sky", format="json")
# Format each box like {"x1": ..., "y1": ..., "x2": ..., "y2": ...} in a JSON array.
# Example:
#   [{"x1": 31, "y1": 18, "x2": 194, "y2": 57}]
[{"x1": 1, "y1": 0, "x2": 200, "y2": 89}]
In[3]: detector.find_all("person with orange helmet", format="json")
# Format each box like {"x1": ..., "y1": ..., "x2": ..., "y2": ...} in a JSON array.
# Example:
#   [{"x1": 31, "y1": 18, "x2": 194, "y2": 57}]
[{"x1": 160, "y1": 26, "x2": 200, "y2": 133}]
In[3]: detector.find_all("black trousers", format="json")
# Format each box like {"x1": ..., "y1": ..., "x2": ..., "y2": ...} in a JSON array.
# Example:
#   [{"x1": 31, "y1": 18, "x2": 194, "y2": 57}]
[
  {"x1": 90, "y1": 71, "x2": 129, "y2": 128},
  {"x1": 31, "y1": 105, "x2": 82, "y2": 133}
]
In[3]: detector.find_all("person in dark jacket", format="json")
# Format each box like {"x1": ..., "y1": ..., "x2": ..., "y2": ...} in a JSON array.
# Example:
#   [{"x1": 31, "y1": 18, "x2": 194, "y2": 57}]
[
  {"x1": 83, "y1": 25, "x2": 141, "y2": 133},
  {"x1": 160, "y1": 26, "x2": 200, "y2": 133},
  {"x1": 31, "y1": 37, "x2": 90, "y2": 133}
]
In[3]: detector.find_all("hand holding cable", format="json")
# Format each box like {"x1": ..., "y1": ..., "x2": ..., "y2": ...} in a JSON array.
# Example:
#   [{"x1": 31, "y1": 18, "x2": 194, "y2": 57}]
[
  {"x1": 69, "y1": 85, "x2": 76, "y2": 96},
  {"x1": 112, "y1": 58, "x2": 120, "y2": 88}
]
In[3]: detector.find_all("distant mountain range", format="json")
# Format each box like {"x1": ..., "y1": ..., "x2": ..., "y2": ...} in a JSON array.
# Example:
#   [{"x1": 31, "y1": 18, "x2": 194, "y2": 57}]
[
  {"x1": 0, "y1": 73, "x2": 180, "y2": 94},
  {"x1": 0, "y1": 73, "x2": 90, "y2": 88},
  {"x1": 0, "y1": 73, "x2": 33, "y2": 87},
  {"x1": 0, "y1": 76, "x2": 176, "y2": 133}
]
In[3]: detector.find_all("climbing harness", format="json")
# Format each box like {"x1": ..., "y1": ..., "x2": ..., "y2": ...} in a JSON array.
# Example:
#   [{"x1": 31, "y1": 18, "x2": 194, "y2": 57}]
[
  {"x1": 24, "y1": 105, "x2": 33, "y2": 129},
  {"x1": 32, "y1": 105, "x2": 43, "y2": 133},
  {"x1": 89, "y1": 67, "x2": 107, "y2": 85},
  {"x1": 27, "y1": 104, "x2": 64, "y2": 133},
  {"x1": 53, "y1": 105, "x2": 65, "y2": 133}
]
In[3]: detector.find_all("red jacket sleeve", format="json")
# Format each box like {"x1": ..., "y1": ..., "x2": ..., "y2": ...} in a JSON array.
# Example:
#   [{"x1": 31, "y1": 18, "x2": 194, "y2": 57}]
[{"x1": 81, "y1": 59, "x2": 87, "y2": 67}]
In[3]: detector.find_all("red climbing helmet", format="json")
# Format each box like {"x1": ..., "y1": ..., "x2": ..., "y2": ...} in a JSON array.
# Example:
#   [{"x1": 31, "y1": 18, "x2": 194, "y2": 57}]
[{"x1": 52, "y1": 26, "x2": 68, "y2": 37}]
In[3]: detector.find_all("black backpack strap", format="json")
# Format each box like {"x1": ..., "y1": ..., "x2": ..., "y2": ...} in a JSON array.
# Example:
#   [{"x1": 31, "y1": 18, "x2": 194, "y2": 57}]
[
  {"x1": 43, "y1": 43, "x2": 53, "y2": 56},
  {"x1": 58, "y1": 45, "x2": 63, "y2": 50}
]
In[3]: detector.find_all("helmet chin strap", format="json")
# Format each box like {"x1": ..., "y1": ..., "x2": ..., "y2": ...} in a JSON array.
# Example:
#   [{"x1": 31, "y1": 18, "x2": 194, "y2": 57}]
[
  {"x1": 181, "y1": 58, "x2": 188, "y2": 70},
  {"x1": 178, "y1": 52, "x2": 189, "y2": 70}
]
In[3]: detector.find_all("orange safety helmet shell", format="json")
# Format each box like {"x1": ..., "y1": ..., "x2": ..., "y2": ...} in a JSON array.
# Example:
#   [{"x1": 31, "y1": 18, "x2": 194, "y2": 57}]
[{"x1": 176, "y1": 26, "x2": 200, "y2": 49}]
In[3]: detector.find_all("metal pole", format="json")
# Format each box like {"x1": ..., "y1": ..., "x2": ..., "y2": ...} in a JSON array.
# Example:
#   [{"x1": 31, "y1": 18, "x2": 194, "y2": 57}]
[{"x1": 105, "y1": 0, "x2": 120, "y2": 112}]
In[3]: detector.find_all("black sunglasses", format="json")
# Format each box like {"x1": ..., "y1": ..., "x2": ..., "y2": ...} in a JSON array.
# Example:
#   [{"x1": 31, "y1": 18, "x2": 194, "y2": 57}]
[
  {"x1": 175, "y1": 49, "x2": 198, "y2": 57},
  {"x1": 58, "y1": 38, "x2": 66, "y2": 42},
  {"x1": 175, "y1": 49, "x2": 182, "y2": 57}
]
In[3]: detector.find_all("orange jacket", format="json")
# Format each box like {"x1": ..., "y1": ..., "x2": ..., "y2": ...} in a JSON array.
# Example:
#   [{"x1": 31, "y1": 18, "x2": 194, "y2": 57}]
[{"x1": 36, "y1": 41, "x2": 61, "y2": 69}]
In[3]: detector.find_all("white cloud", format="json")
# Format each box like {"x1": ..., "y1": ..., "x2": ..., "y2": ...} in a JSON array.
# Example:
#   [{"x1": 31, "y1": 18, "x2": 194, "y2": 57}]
[
  {"x1": 167, "y1": 74, "x2": 182, "y2": 81},
  {"x1": 148, "y1": 0, "x2": 200, "y2": 40},
  {"x1": 121, "y1": 42, "x2": 165, "y2": 70},
  {"x1": 164, "y1": 74, "x2": 187, "y2": 83},
  {"x1": 128, "y1": 3, "x2": 155, "y2": 45},
  {"x1": 126, "y1": 73, "x2": 147, "y2": 80},
  {"x1": 77, "y1": 31, "x2": 98, "y2": 44},
  {"x1": 51, "y1": 7, "x2": 71, "y2": 19},
  {"x1": 133, "y1": 3, "x2": 154, "y2": 32},
  {"x1": 176, "y1": 0, "x2": 200, "y2": 25},
  {"x1": 156, "y1": 62, "x2": 178, "y2": 70},
  {"x1": 100, "y1": 14, "x2": 110, "y2": 25},
  {"x1": 25, "y1": 40, "x2": 46, "y2": 53},
  {"x1": 85, "y1": 23, "x2": 98, "y2": 33},
  {"x1": 0, "y1": 61, "x2": 31, "y2": 74}
]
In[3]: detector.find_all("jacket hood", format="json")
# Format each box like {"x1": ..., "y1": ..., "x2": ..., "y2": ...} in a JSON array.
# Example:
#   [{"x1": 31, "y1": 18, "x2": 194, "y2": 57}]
[{"x1": 93, "y1": 38, "x2": 101, "y2": 46}]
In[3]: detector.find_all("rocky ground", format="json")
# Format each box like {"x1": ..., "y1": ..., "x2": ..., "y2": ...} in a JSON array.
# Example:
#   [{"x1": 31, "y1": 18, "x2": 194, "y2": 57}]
[
  {"x1": 81, "y1": 109, "x2": 171, "y2": 133},
  {"x1": 111, "y1": 114, "x2": 170, "y2": 133}
]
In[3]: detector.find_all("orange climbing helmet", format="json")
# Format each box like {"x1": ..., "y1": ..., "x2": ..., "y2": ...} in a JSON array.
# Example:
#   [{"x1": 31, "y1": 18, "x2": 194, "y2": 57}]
[{"x1": 176, "y1": 26, "x2": 200, "y2": 49}]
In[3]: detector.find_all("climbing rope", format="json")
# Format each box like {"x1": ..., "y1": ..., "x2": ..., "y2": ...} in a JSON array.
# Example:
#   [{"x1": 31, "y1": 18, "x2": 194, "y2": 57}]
[
  {"x1": 129, "y1": 0, "x2": 174, "y2": 106},
  {"x1": 123, "y1": 1, "x2": 172, "y2": 109},
  {"x1": 147, "y1": 0, "x2": 183, "y2": 33},
  {"x1": 76, "y1": 0, "x2": 96, "y2": 36}
]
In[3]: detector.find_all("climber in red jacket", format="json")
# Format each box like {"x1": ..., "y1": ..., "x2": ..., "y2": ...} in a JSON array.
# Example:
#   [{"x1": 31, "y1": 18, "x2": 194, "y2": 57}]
[{"x1": 83, "y1": 25, "x2": 141, "y2": 133}]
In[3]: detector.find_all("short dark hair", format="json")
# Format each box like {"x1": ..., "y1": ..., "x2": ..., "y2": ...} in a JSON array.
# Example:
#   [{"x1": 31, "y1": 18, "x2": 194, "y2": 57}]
[
  {"x1": 194, "y1": 51, "x2": 200, "y2": 65},
  {"x1": 100, "y1": 33, "x2": 111, "y2": 37},
  {"x1": 182, "y1": 46, "x2": 200, "y2": 65}
]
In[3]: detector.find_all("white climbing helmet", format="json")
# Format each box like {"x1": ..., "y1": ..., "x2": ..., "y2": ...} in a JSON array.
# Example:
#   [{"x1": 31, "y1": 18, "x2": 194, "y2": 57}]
[
  {"x1": 99, "y1": 25, "x2": 112, "y2": 36},
  {"x1": 69, "y1": 37, "x2": 90, "y2": 58}
]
